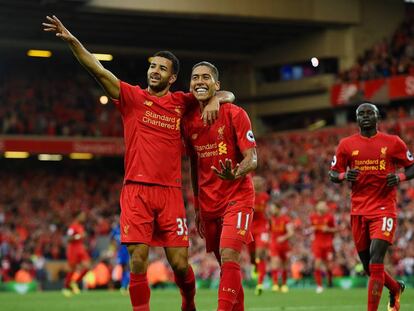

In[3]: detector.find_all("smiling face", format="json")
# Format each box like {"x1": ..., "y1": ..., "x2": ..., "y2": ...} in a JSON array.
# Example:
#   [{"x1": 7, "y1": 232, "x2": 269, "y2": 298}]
[
  {"x1": 147, "y1": 56, "x2": 176, "y2": 93},
  {"x1": 356, "y1": 103, "x2": 379, "y2": 131},
  {"x1": 190, "y1": 65, "x2": 220, "y2": 103}
]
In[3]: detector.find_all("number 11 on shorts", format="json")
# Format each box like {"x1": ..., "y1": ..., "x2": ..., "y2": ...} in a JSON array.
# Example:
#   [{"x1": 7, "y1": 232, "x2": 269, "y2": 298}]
[{"x1": 236, "y1": 212, "x2": 250, "y2": 230}]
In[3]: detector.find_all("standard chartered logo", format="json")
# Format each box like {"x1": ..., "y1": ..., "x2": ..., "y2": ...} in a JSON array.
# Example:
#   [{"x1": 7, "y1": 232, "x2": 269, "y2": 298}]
[
  {"x1": 142, "y1": 110, "x2": 179, "y2": 131},
  {"x1": 218, "y1": 142, "x2": 227, "y2": 155}
]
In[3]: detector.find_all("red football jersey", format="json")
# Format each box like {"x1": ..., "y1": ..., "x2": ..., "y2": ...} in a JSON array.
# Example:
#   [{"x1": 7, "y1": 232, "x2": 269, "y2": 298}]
[
  {"x1": 115, "y1": 81, "x2": 195, "y2": 187},
  {"x1": 331, "y1": 132, "x2": 414, "y2": 217},
  {"x1": 270, "y1": 214, "x2": 291, "y2": 248},
  {"x1": 310, "y1": 213, "x2": 335, "y2": 246},
  {"x1": 252, "y1": 191, "x2": 270, "y2": 234},
  {"x1": 67, "y1": 222, "x2": 85, "y2": 246},
  {"x1": 183, "y1": 103, "x2": 256, "y2": 219}
]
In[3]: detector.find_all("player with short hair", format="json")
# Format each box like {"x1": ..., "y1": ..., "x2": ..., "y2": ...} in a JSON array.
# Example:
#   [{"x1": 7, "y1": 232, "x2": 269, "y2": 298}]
[
  {"x1": 329, "y1": 102, "x2": 414, "y2": 311},
  {"x1": 249, "y1": 176, "x2": 270, "y2": 296},
  {"x1": 63, "y1": 211, "x2": 91, "y2": 297},
  {"x1": 183, "y1": 61, "x2": 257, "y2": 311},
  {"x1": 309, "y1": 201, "x2": 336, "y2": 294},
  {"x1": 269, "y1": 201, "x2": 294, "y2": 293},
  {"x1": 43, "y1": 16, "x2": 234, "y2": 311}
]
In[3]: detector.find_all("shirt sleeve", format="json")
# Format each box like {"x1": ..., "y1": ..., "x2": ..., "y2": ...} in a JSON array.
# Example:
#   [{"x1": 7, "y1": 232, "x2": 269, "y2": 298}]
[
  {"x1": 174, "y1": 91, "x2": 197, "y2": 112},
  {"x1": 232, "y1": 107, "x2": 256, "y2": 152},
  {"x1": 114, "y1": 81, "x2": 142, "y2": 115},
  {"x1": 330, "y1": 140, "x2": 348, "y2": 172},
  {"x1": 392, "y1": 136, "x2": 414, "y2": 168}
]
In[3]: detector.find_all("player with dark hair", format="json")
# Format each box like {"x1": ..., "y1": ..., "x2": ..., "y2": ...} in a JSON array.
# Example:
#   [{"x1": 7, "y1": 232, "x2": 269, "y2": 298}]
[
  {"x1": 62, "y1": 211, "x2": 91, "y2": 297},
  {"x1": 183, "y1": 61, "x2": 257, "y2": 311},
  {"x1": 43, "y1": 16, "x2": 234, "y2": 311},
  {"x1": 269, "y1": 201, "x2": 293, "y2": 293},
  {"x1": 329, "y1": 102, "x2": 414, "y2": 311},
  {"x1": 249, "y1": 176, "x2": 270, "y2": 296},
  {"x1": 309, "y1": 201, "x2": 336, "y2": 294}
]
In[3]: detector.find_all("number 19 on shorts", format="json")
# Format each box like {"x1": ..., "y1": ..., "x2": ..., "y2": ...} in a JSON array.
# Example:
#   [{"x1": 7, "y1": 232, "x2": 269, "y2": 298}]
[{"x1": 381, "y1": 217, "x2": 394, "y2": 233}]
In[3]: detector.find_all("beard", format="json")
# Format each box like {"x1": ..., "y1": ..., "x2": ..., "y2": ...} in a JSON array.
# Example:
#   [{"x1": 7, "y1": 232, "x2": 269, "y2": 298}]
[{"x1": 148, "y1": 77, "x2": 169, "y2": 93}]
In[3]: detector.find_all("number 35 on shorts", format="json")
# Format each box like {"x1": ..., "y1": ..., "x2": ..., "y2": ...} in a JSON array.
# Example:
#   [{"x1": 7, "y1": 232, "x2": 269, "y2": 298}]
[{"x1": 176, "y1": 218, "x2": 188, "y2": 236}]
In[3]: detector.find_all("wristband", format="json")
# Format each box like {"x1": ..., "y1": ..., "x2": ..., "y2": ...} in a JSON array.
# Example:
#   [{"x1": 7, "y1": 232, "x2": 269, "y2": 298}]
[
  {"x1": 194, "y1": 196, "x2": 199, "y2": 211},
  {"x1": 338, "y1": 172, "x2": 346, "y2": 181},
  {"x1": 397, "y1": 173, "x2": 407, "y2": 182}
]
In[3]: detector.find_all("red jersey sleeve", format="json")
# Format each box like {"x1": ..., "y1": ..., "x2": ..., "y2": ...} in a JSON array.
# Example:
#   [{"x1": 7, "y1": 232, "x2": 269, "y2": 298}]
[
  {"x1": 113, "y1": 81, "x2": 143, "y2": 115},
  {"x1": 392, "y1": 136, "x2": 414, "y2": 168},
  {"x1": 232, "y1": 107, "x2": 256, "y2": 152},
  {"x1": 331, "y1": 140, "x2": 348, "y2": 172},
  {"x1": 173, "y1": 91, "x2": 197, "y2": 111},
  {"x1": 328, "y1": 214, "x2": 335, "y2": 229}
]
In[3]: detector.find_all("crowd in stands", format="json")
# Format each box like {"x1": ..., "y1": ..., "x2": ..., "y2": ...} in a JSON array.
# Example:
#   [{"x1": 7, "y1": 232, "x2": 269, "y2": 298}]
[
  {"x1": 1, "y1": 117, "x2": 414, "y2": 289},
  {"x1": 338, "y1": 15, "x2": 414, "y2": 82}
]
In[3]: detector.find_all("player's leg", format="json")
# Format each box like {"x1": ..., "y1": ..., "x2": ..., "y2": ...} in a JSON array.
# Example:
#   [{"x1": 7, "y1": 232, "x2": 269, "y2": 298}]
[
  {"x1": 127, "y1": 243, "x2": 151, "y2": 311},
  {"x1": 280, "y1": 258, "x2": 289, "y2": 293},
  {"x1": 165, "y1": 247, "x2": 196, "y2": 311},
  {"x1": 313, "y1": 257, "x2": 324, "y2": 293},
  {"x1": 270, "y1": 255, "x2": 281, "y2": 291},
  {"x1": 255, "y1": 246, "x2": 267, "y2": 295},
  {"x1": 219, "y1": 247, "x2": 242, "y2": 311},
  {"x1": 219, "y1": 207, "x2": 253, "y2": 311}
]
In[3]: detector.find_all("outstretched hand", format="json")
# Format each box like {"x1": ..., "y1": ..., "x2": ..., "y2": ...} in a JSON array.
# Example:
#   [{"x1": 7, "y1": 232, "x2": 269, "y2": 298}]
[
  {"x1": 211, "y1": 158, "x2": 240, "y2": 180},
  {"x1": 345, "y1": 169, "x2": 359, "y2": 182},
  {"x1": 386, "y1": 173, "x2": 400, "y2": 187},
  {"x1": 42, "y1": 15, "x2": 74, "y2": 42}
]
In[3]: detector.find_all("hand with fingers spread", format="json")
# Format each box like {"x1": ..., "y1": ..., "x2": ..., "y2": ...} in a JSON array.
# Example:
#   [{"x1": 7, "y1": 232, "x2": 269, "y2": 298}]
[
  {"x1": 42, "y1": 15, "x2": 75, "y2": 42},
  {"x1": 211, "y1": 158, "x2": 241, "y2": 180}
]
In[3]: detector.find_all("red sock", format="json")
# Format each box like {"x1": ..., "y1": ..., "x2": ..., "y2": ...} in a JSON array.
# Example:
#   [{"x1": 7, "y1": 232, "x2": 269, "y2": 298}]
[
  {"x1": 232, "y1": 285, "x2": 244, "y2": 311},
  {"x1": 281, "y1": 269, "x2": 288, "y2": 285},
  {"x1": 129, "y1": 273, "x2": 150, "y2": 311},
  {"x1": 75, "y1": 268, "x2": 89, "y2": 283},
  {"x1": 384, "y1": 271, "x2": 400, "y2": 294},
  {"x1": 218, "y1": 261, "x2": 241, "y2": 311},
  {"x1": 271, "y1": 270, "x2": 279, "y2": 285},
  {"x1": 174, "y1": 265, "x2": 196, "y2": 311},
  {"x1": 257, "y1": 260, "x2": 266, "y2": 285},
  {"x1": 64, "y1": 271, "x2": 74, "y2": 288},
  {"x1": 368, "y1": 264, "x2": 384, "y2": 311},
  {"x1": 314, "y1": 269, "x2": 322, "y2": 287}
]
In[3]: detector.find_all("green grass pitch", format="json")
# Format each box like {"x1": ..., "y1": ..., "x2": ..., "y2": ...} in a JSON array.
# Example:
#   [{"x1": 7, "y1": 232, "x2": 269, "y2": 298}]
[{"x1": 1, "y1": 288, "x2": 413, "y2": 310}]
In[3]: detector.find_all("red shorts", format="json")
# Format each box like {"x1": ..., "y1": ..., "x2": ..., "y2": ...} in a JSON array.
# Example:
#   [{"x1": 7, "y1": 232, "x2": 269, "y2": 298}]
[
  {"x1": 67, "y1": 244, "x2": 90, "y2": 267},
  {"x1": 269, "y1": 243, "x2": 290, "y2": 261},
  {"x1": 203, "y1": 205, "x2": 254, "y2": 254},
  {"x1": 312, "y1": 244, "x2": 334, "y2": 261},
  {"x1": 120, "y1": 182, "x2": 189, "y2": 247},
  {"x1": 351, "y1": 215, "x2": 396, "y2": 252}
]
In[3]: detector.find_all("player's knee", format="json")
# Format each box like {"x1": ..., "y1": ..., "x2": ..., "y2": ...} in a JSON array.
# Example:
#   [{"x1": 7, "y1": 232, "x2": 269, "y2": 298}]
[
  {"x1": 220, "y1": 248, "x2": 240, "y2": 264},
  {"x1": 369, "y1": 253, "x2": 385, "y2": 264},
  {"x1": 128, "y1": 245, "x2": 148, "y2": 273},
  {"x1": 169, "y1": 258, "x2": 188, "y2": 275}
]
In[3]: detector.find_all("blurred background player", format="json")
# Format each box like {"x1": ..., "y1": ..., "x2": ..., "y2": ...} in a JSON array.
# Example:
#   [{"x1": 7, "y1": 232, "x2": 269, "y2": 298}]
[
  {"x1": 309, "y1": 200, "x2": 336, "y2": 294},
  {"x1": 110, "y1": 217, "x2": 130, "y2": 295},
  {"x1": 62, "y1": 211, "x2": 91, "y2": 297},
  {"x1": 329, "y1": 103, "x2": 414, "y2": 311},
  {"x1": 269, "y1": 201, "x2": 294, "y2": 293},
  {"x1": 43, "y1": 15, "x2": 233, "y2": 311},
  {"x1": 249, "y1": 175, "x2": 270, "y2": 296},
  {"x1": 183, "y1": 61, "x2": 257, "y2": 311}
]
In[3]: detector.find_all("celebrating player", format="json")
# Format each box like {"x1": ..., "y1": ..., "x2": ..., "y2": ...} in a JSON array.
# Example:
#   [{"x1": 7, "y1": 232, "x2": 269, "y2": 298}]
[
  {"x1": 269, "y1": 201, "x2": 293, "y2": 293},
  {"x1": 183, "y1": 62, "x2": 257, "y2": 311},
  {"x1": 63, "y1": 211, "x2": 91, "y2": 297},
  {"x1": 309, "y1": 201, "x2": 336, "y2": 294},
  {"x1": 329, "y1": 102, "x2": 414, "y2": 311},
  {"x1": 43, "y1": 16, "x2": 234, "y2": 311},
  {"x1": 249, "y1": 175, "x2": 270, "y2": 296}
]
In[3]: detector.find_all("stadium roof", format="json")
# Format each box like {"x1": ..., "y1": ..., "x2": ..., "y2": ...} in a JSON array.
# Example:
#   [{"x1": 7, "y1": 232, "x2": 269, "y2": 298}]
[{"x1": 1, "y1": 0, "x2": 332, "y2": 61}]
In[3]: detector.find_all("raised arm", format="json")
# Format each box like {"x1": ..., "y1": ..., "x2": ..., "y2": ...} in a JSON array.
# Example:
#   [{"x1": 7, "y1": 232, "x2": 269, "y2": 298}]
[{"x1": 42, "y1": 15, "x2": 120, "y2": 99}]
